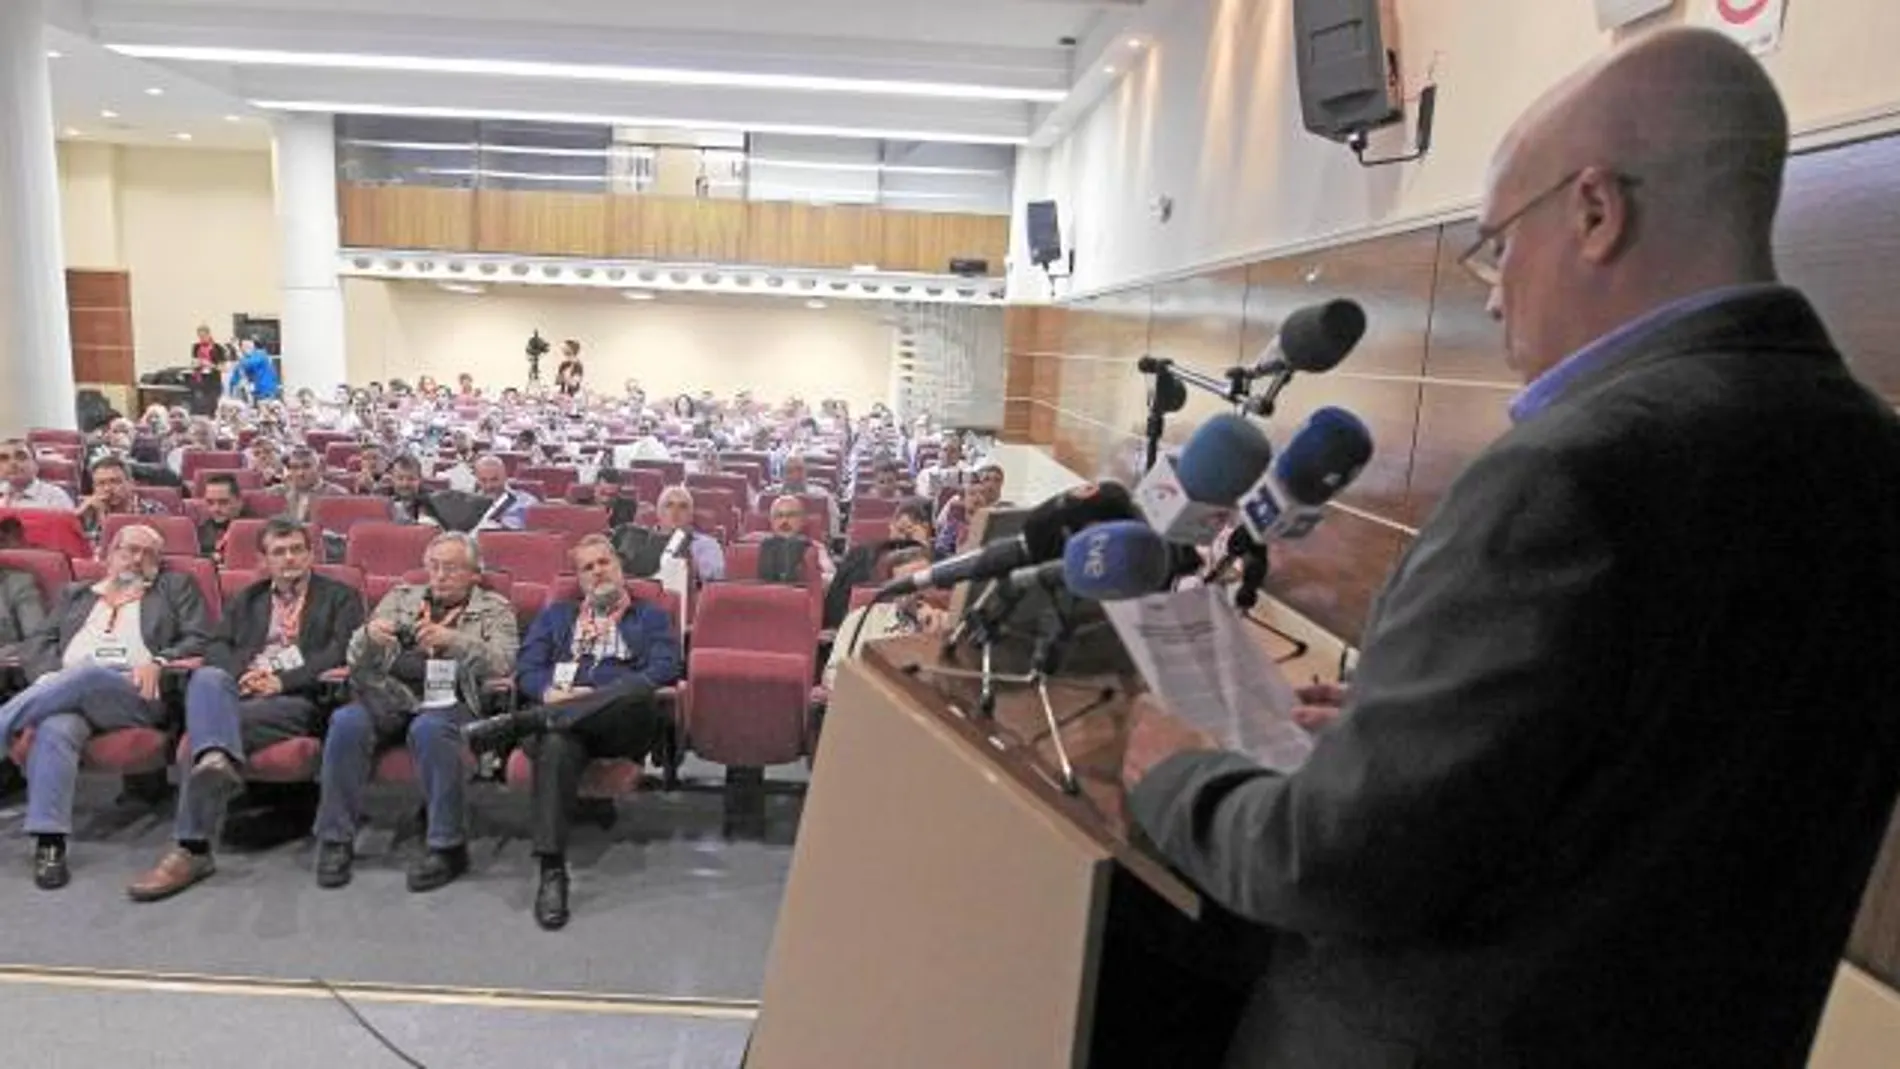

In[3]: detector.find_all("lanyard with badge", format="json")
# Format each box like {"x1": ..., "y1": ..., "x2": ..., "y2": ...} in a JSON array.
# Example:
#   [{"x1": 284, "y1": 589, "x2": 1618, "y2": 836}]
[
  {"x1": 91, "y1": 584, "x2": 143, "y2": 672},
  {"x1": 417, "y1": 599, "x2": 466, "y2": 708},
  {"x1": 264, "y1": 586, "x2": 309, "y2": 674}
]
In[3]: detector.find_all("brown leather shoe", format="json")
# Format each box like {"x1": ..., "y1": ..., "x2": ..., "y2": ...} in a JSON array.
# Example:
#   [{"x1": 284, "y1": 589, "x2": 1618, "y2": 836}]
[{"x1": 127, "y1": 846, "x2": 215, "y2": 902}]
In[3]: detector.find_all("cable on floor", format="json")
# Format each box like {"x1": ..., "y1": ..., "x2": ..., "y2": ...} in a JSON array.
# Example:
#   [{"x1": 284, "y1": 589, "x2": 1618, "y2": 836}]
[{"x1": 315, "y1": 976, "x2": 429, "y2": 1068}]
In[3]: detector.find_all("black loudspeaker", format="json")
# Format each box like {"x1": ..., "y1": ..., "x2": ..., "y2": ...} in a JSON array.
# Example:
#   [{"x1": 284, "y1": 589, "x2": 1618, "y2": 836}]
[
  {"x1": 949, "y1": 258, "x2": 990, "y2": 277},
  {"x1": 1292, "y1": 0, "x2": 1404, "y2": 142},
  {"x1": 1026, "y1": 200, "x2": 1063, "y2": 268}
]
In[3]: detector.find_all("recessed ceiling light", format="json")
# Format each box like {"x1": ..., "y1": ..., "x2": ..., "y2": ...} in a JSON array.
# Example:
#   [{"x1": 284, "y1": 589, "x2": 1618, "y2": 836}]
[
  {"x1": 248, "y1": 100, "x2": 1030, "y2": 147},
  {"x1": 622, "y1": 290, "x2": 655, "y2": 301},
  {"x1": 145, "y1": 87, "x2": 164, "y2": 96},
  {"x1": 110, "y1": 43, "x2": 1069, "y2": 104},
  {"x1": 100, "y1": 109, "x2": 119, "y2": 119},
  {"x1": 805, "y1": 299, "x2": 827, "y2": 310},
  {"x1": 46, "y1": 50, "x2": 63, "y2": 60},
  {"x1": 172, "y1": 132, "x2": 192, "y2": 141},
  {"x1": 1126, "y1": 38, "x2": 1143, "y2": 49},
  {"x1": 62, "y1": 127, "x2": 82, "y2": 138},
  {"x1": 224, "y1": 114, "x2": 242, "y2": 123},
  {"x1": 1105, "y1": 66, "x2": 1118, "y2": 75},
  {"x1": 436, "y1": 281, "x2": 486, "y2": 295}
]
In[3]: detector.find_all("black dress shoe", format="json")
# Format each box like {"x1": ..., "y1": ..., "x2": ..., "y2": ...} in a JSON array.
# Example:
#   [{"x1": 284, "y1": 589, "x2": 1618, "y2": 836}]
[
  {"x1": 535, "y1": 867, "x2": 570, "y2": 931},
  {"x1": 34, "y1": 840, "x2": 69, "y2": 891},
  {"x1": 407, "y1": 845, "x2": 470, "y2": 893},
  {"x1": 315, "y1": 841, "x2": 354, "y2": 889},
  {"x1": 462, "y1": 709, "x2": 550, "y2": 756}
]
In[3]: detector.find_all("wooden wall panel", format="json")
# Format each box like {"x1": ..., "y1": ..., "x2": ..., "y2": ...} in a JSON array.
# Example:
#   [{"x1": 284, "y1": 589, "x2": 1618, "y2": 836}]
[
  {"x1": 820, "y1": 205, "x2": 884, "y2": 270},
  {"x1": 1244, "y1": 228, "x2": 1440, "y2": 378},
  {"x1": 1776, "y1": 136, "x2": 1900, "y2": 402},
  {"x1": 338, "y1": 185, "x2": 474, "y2": 251},
  {"x1": 66, "y1": 268, "x2": 134, "y2": 393},
  {"x1": 608, "y1": 198, "x2": 748, "y2": 263},
  {"x1": 476, "y1": 190, "x2": 607, "y2": 258}
]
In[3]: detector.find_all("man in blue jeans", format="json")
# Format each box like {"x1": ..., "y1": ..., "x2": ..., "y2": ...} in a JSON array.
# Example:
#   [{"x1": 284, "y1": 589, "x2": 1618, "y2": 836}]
[
  {"x1": 0, "y1": 524, "x2": 207, "y2": 889},
  {"x1": 313, "y1": 531, "x2": 516, "y2": 892},
  {"x1": 127, "y1": 519, "x2": 363, "y2": 901}
]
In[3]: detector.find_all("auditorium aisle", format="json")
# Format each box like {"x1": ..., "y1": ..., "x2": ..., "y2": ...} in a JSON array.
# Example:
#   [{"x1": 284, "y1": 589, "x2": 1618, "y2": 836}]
[{"x1": 0, "y1": 756, "x2": 805, "y2": 1066}]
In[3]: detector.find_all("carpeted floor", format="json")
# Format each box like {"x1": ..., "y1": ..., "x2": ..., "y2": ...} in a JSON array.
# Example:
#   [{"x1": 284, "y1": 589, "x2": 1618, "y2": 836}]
[{"x1": 0, "y1": 757, "x2": 801, "y2": 1067}]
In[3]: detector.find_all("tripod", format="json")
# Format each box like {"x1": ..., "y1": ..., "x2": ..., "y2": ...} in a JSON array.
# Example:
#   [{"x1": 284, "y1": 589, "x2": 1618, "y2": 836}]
[{"x1": 908, "y1": 588, "x2": 1116, "y2": 795}]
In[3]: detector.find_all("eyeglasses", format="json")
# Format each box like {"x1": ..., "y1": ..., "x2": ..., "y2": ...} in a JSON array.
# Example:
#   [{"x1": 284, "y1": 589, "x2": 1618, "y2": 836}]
[{"x1": 1456, "y1": 168, "x2": 1641, "y2": 288}]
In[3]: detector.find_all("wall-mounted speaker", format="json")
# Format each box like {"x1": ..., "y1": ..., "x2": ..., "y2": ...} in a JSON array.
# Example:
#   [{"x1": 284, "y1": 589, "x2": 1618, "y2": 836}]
[
  {"x1": 1292, "y1": 0, "x2": 1404, "y2": 142},
  {"x1": 1025, "y1": 200, "x2": 1063, "y2": 268},
  {"x1": 1594, "y1": 0, "x2": 1673, "y2": 31}
]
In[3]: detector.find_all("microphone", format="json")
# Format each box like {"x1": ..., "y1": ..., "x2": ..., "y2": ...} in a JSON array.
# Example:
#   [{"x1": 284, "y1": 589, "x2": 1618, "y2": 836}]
[
  {"x1": 1241, "y1": 299, "x2": 1367, "y2": 418},
  {"x1": 1243, "y1": 299, "x2": 1367, "y2": 377},
  {"x1": 1135, "y1": 414, "x2": 1273, "y2": 545},
  {"x1": 1238, "y1": 406, "x2": 1375, "y2": 542},
  {"x1": 876, "y1": 481, "x2": 1138, "y2": 600},
  {"x1": 1001, "y1": 519, "x2": 1175, "y2": 600}
]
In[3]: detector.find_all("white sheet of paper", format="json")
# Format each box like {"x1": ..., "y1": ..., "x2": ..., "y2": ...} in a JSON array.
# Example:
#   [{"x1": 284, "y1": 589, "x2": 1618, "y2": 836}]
[
  {"x1": 1104, "y1": 585, "x2": 1314, "y2": 773},
  {"x1": 421, "y1": 658, "x2": 458, "y2": 709},
  {"x1": 551, "y1": 661, "x2": 579, "y2": 691}
]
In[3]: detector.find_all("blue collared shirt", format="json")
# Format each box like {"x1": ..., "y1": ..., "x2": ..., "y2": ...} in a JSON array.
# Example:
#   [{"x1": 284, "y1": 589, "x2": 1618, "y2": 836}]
[{"x1": 1509, "y1": 283, "x2": 1791, "y2": 424}]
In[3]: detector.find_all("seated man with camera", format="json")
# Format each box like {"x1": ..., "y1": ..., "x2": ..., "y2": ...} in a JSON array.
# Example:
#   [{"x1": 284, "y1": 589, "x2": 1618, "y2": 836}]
[
  {"x1": 0, "y1": 524, "x2": 208, "y2": 889},
  {"x1": 465, "y1": 533, "x2": 680, "y2": 930},
  {"x1": 128, "y1": 519, "x2": 364, "y2": 901},
  {"x1": 313, "y1": 532, "x2": 517, "y2": 892}
]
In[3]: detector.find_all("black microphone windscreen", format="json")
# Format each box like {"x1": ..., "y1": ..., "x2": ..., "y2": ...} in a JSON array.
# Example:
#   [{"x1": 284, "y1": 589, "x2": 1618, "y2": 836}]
[
  {"x1": 1020, "y1": 482, "x2": 1139, "y2": 559},
  {"x1": 1279, "y1": 299, "x2": 1367, "y2": 374}
]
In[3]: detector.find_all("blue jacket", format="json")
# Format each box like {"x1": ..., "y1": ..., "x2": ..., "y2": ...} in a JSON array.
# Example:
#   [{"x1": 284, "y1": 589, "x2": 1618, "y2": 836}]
[
  {"x1": 228, "y1": 350, "x2": 281, "y2": 400},
  {"x1": 516, "y1": 598, "x2": 682, "y2": 701}
]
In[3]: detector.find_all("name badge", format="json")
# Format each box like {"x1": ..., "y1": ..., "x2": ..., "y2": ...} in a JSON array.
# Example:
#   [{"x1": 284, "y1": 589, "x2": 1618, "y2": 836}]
[
  {"x1": 421, "y1": 658, "x2": 458, "y2": 708},
  {"x1": 92, "y1": 644, "x2": 131, "y2": 670},
  {"x1": 271, "y1": 646, "x2": 306, "y2": 673},
  {"x1": 551, "y1": 662, "x2": 579, "y2": 691}
]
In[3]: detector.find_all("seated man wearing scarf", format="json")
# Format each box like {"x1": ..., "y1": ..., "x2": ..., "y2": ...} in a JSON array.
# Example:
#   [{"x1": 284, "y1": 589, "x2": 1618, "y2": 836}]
[
  {"x1": 0, "y1": 524, "x2": 209, "y2": 889},
  {"x1": 466, "y1": 534, "x2": 681, "y2": 930}
]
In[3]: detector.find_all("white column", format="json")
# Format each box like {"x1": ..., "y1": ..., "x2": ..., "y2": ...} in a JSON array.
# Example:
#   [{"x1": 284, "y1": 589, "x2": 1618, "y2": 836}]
[
  {"x1": 0, "y1": 0, "x2": 78, "y2": 433},
  {"x1": 271, "y1": 113, "x2": 348, "y2": 393}
]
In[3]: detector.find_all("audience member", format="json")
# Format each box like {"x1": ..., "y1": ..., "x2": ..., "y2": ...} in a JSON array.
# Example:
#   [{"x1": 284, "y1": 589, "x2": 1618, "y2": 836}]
[
  {"x1": 128, "y1": 519, "x2": 365, "y2": 901},
  {"x1": 466, "y1": 534, "x2": 681, "y2": 929},
  {"x1": 473, "y1": 455, "x2": 538, "y2": 531},
  {"x1": 0, "y1": 524, "x2": 209, "y2": 889},
  {"x1": 76, "y1": 457, "x2": 168, "y2": 542},
  {"x1": 0, "y1": 439, "x2": 75, "y2": 510},
  {"x1": 272, "y1": 447, "x2": 346, "y2": 524},
  {"x1": 0, "y1": 518, "x2": 46, "y2": 658},
  {"x1": 315, "y1": 532, "x2": 517, "y2": 892},
  {"x1": 822, "y1": 547, "x2": 946, "y2": 692},
  {"x1": 382, "y1": 455, "x2": 441, "y2": 526},
  {"x1": 197, "y1": 473, "x2": 247, "y2": 561},
  {"x1": 765, "y1": 495, "x2": 835, "y2": 584}
]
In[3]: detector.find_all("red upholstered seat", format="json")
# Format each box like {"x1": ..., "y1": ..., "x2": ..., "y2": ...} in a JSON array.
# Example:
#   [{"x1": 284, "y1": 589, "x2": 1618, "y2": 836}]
[
  {"x1": 476, "y1": 530, "x2": 568, "y2": 585},
  {"x1": 10, "y1": 725, "x2": 172, "y2": 773},
  {"x1": 505, "y1": 750, "x2": 644, "y2": 798},
  {"x1": 176, "y1": 733, "x2": 323, "y2": 783},
  {"x1": 681, "y1": 584, "x2": 816, "y2": 768},
  {"x1": 103, "y1": 513, "x2": 199, "y2": 555},
  {"x1": 310, "y1": 495, "x2": 395, "y2": 540}
]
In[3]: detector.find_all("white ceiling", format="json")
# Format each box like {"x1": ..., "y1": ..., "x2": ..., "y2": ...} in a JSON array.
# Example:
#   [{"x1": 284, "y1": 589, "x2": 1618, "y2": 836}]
[{"x1": 44, "y1": 0, "x2": 1177, "y2": 152}]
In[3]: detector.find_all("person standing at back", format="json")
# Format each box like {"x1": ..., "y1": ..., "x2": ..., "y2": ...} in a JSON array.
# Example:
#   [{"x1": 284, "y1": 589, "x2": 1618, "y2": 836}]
[{"x1": 1123, "y1": 28, "x2": 1900, "y2": 1069}]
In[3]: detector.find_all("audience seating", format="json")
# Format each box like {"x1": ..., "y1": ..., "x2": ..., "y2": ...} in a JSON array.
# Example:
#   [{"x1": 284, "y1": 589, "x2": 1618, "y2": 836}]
[
  {"x1": 850, "y1": 497, "x2": 899, "y2": 523},
  {"x1": 519, "y1": 466, "x2": 579, "y2": 500},
  {"x1": 241, "y1": 490, "x2": 287, "y2": 519},
  {"x1": 102, "y1": 514, "x2": 199, "y2": 557},
  {"x1": 628, "y1": 458, "x2": 685, "y2": 485},
  {"x1": 345, "y1": 523, "x2": 443, "y2": 602},
  {"x1": 680, "y1": 584, "x2": 818, "y2": 771},
  {"x1": 321, "y1": 442, "x2": 361, "y2": 470},
  {"x1": 133, "y1": 486, "x2": 185, "y2": 515},
  {"x1": 741, "y1": 512, "x2": 827, "y2": 544},
  {"x1": 523, "y1": 504, "x2": 609, "y2": 547},
  {"x1": 688, "y1": 473, "x2": 752, "y2": 508},
  {"x1": 37, "y1": 458, "x2": 75, "y2": 484},
  {"x1": 0, "y1": 548, "x2": 73, "y2": 606},
  {"x1": 847, "y1": 517, "x2": 889, "y2": 548},
  {"x1": 621, "y1": 469, "x2": 664, "y2": 506},
  {"x1": 475, "y1": 530, "x2": 570, "y2": 586},
  {"x1": 178, "y1": 451, "x2": 244, "y2": 485},
  {"x1": 161, "y1": 556, "x2": 222, "y2": 624},
  {"x1": 190, "y1": 468, "x2": 262, "y2": 497},
  {"x1": 26, "y1": 428, "x2": 81, "y2": 448},
  {"x1": 310, "y1": 495, "x2": 395, "y2": 540}
]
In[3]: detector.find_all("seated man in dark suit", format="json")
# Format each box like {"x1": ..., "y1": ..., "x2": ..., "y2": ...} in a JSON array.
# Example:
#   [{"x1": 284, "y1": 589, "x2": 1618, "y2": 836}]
[
  {"x1": 196, "y1": 472, "x2": 249, "y2": 562},
  {"x1": 0, "y1": 524, "x2": 207, "y2": 889},
  {"x1": 381, "y1": 454, "x2": 442, "y2": 527},
  {"x1": 127, "y1": 519, "x2": 363, "y2": 901},
  {"x1": 466, "y1": 533, "x2": 681, "y2": 930},
  {"x1": 1123, "y1": 29, "x2": 1900, "y2": 1069}
]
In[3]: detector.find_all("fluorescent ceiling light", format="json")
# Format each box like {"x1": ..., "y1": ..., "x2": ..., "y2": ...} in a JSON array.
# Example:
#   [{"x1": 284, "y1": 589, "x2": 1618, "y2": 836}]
[
  {"x1": 437, "y1": 282, "x2": 487, "y2": 295},
  {"x1": 113, "y1": 44, "x2": 1067, "y2": 103},
  {"x1": 173, "y1": 132, "x2": 193, "y2": 141},
  {"x1": 805, "y1": 299, "x2": 828, "y2": 310},
  {"x1": 253, "y1": 100, "x2": 1028, "y2": 147},
  {"x1": 100, "y1": 109, "x2": 119, "y2": 119},
  {"x1": 343, "y1": 139, "x2": 611, "y2": 158},
  {"x1": 749, "y1": 184, "x2": 976, "y2": 202},
  {"x1": 622, "y1": 290, "x2": 656, "y2": 301},
  {"x1": 46, "y1": 50, "x2": 63, "y2": 60},
  {"x1": 749, "y1": 157, "x2": 1002, "y2": 177}
]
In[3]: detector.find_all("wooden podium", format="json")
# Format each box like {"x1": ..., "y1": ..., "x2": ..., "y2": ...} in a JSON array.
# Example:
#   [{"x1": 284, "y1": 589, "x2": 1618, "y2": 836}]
[{"x1": 747, "y1": 634, "x2": 1263, "y2": 1069}]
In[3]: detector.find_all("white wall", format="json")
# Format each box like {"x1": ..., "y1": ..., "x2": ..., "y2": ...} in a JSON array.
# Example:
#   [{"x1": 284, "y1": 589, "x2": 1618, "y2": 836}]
[
  {"x1": 55, "y1": 142, "x2": 282, "y2": 372},
  {"x1": 1029, "y1": 0, "x2": 1900, "y2": 296},
  {"x1": 344, "y1": 279, "x2": 897, "y2": 407}
]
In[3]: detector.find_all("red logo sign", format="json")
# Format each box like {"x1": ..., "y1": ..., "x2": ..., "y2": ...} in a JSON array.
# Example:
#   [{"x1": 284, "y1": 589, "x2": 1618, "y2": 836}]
[{"x1": 1717, "y1": 0, "x2": 1771, "y2": 23}]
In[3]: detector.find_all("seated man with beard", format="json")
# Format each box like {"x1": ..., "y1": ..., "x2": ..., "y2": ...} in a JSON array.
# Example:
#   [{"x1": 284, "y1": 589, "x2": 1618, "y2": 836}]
[
  {"x1": 128, "y1": 519, "x2": 364, "y2": 900},
  {"x1": 466, "y1": 533, "x2": 680, "y2": 930},
  {"x1": 0, "y1": 524, "x2": 208, "y2": 889}
]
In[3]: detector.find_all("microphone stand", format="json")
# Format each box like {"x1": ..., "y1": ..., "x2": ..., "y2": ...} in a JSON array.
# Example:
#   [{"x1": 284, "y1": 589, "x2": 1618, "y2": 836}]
[{"x1": 1205, "y1": 529, "x2": 1310, "y2": 664}]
